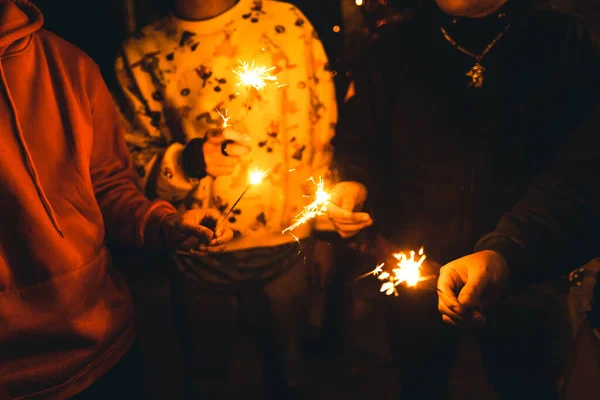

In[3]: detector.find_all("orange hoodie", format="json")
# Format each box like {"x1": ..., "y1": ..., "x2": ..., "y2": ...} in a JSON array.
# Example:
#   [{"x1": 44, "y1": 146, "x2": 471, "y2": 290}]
[{"x1": 0, "y1": 1, "x2": 177, "y2": 398}]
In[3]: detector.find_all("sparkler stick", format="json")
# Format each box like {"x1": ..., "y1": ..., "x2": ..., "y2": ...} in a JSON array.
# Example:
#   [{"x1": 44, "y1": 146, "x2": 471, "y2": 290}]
[
  {"x1": 355, "y1": 247, "x2": 435, "y2": 296},
  {"x1": 215, "y1": 168, "x2": 267, "y2": 231}
]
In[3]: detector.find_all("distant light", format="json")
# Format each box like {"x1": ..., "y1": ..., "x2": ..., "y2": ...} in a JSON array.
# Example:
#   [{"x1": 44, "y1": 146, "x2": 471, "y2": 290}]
[
  {"x1": 356, "y1": 0, "x2": 364, "y2": 5},
  {"x1": 332, "y1": 25, "x2": 341, "y2": 33}
]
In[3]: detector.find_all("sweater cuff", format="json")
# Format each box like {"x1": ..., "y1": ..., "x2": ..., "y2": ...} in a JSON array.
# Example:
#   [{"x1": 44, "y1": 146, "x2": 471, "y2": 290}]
[
  {"x1": 182, "y1": 138, "x2": 207, "y2": 179},
  {"x1": 141, "y1": 201, "x2": 178, "y2": 250},
  {"x1": 475, "y1": 233, "x2": 529, "y2": 292}
]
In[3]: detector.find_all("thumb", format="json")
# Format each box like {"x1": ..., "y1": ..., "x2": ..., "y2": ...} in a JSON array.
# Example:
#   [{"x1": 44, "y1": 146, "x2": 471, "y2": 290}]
[
  {"x1": 341, "y1": 196, "x2": 356, "y2": 211},
  {"x1": 179, "y1": 223, "x2": 215, "y2": 243},
  {"x1": 224, "y1": 142, "x2": 251, "y2": 157},
  {"x1": 457, "y1": 272, "x2": 486, "y2": 310}
]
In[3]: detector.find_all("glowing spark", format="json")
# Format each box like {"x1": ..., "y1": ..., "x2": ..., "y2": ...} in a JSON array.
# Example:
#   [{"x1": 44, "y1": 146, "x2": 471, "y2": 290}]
[
  {"x1": 353, "y1": 263, "x2": 385, "y2": 281},
  {"x1": 391, "y1": 247, "x2": 427, "y2": 288},
  {"x1": 288, "y1": 168, "x2": 296, "y2": 172},
  {"x1": 282, "y1": 177, "x2": 331, "y2": 233},
  {"x1": 363, "y1": 247, "x2": 432, "y2": 296},
  {"x1": 248, "y1": 167, "x2": 267, "y2": 185},
  {"x1": 233, "y1": 60, "x2": 278, "y2": 90},
  {"x1": 216, "y1": 168, "x2": 268, "y2": 231},
  {"x1": 216, "y1": 108, "x2": 230, "y2": 129}
]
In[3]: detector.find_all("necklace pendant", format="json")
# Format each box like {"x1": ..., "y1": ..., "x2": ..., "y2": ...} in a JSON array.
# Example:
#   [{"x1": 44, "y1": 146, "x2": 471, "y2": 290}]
[{"x1": 466, "y1": 63, "x2": 486, "y2": 88}]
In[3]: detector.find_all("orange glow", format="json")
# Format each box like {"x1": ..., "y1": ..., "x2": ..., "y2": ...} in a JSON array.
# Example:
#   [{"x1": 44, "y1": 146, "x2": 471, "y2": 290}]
[
  {"x1": 332, "y1": 25, "x2": 341, "y2": 33},
  {"x1": 356, "y1": 0, "x2": 364, "y2": 5},
  {"x1": 282, "y1": 176, "x2": 331, "y2": 233}
]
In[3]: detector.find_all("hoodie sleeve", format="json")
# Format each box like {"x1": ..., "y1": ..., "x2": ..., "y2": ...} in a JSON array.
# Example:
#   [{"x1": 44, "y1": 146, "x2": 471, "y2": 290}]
[
  {"x1": 114, "y1": 50, "x2": 199, "y2": 202},
  {"x1": 88, "y1": 63, "x2": 177, "y2": 249},
  {"x1": 476, "y1": 22, "x2": 600, "y2": 288}
]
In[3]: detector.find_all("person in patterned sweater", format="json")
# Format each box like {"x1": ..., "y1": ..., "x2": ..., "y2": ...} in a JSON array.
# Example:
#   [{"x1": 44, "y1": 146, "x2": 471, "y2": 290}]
[{"x1": 114, "y1": 0, "x2": 372, "y2": 398}]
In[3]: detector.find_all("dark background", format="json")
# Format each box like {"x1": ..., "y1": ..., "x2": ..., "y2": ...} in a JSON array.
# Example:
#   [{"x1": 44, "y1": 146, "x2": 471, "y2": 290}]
[
  {"x1": 31, "y1": 0, "x2": 598, "y2": 103},
  {"x1": 25, "y1": 1, "x2": 600, "y2": 398}
]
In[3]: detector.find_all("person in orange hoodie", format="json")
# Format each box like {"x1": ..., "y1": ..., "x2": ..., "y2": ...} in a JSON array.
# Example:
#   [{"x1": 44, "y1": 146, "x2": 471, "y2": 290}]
[{"x1": 0, "y1": 1, "x2": 233, "y2": 399}]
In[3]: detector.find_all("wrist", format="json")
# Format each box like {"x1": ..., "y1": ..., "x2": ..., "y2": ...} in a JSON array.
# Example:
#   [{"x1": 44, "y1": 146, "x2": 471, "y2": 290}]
[
  {"x1": 181, "y1": 138, "x2": 207, "y2": 179},
  {"x1": 476, "y1": 233, "x2": 528, "y2": 292}
]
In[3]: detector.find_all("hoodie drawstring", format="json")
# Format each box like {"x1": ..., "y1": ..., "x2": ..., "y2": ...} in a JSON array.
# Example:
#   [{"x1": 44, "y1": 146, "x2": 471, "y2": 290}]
[{"x1": 0, "y1": 62, "x2": 64, "y2": 238}]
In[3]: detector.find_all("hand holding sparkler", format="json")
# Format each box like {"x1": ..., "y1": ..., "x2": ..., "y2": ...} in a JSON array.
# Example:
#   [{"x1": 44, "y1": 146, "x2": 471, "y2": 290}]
[
  {"x1": 327, "y1": 181, "x2": 372, "y2": 238},
  {"x1": 162, "y1": 208, "x2": 234, "y2": 254},
  {"x1": 182, "y1": 109, "x2": 251, "y2": 178},
  {"x1": 437, "y1": 250, "x2": 509, "y2": 326},
  {"x1": 215, "y1": 167, "x2": 267, "y2": 231}
]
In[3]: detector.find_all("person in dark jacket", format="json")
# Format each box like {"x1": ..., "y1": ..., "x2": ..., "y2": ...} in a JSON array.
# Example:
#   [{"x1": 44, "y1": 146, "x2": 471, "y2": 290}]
[{"x1": 331, "y1": 0, "x2": 599, "y2": 397}]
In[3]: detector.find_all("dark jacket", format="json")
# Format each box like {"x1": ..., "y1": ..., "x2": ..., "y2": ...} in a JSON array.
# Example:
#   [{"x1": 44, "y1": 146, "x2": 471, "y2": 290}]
[{"x1": 334, "y1": 0, "x2": 599, "y2": 287}]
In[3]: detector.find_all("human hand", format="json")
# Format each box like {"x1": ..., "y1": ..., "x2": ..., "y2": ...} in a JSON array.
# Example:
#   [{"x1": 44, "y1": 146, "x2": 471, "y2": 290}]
[
  {"x1": 191, "y1": 128, "x2": 251, "y2": 177},
  {"x1": 160, "y1": 208, "x2": 233, "y2": 253},
  {"x1": 327, "y1": 181, "x2": 373, "y2": 238},
  {"x1": 437, "y1": 250, "x2": 510, "y2": 326}
]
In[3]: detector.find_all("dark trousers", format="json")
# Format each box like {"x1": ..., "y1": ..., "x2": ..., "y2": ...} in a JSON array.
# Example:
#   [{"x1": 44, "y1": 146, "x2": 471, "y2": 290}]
[
  {"x1": 172, "y1": 255, "x2": 309, "y2": 399},
  {"x1": 71, "y1": 342, "x2": 145, "y2": 400},
  {"x1": 384, "y1": 279, "x2": 572, "y2": 400}
]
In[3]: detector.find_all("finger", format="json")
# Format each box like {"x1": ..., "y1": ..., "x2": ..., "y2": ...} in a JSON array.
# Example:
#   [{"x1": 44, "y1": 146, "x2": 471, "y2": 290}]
[
  {"x1": 328, "y1": 204, "x2": 371, "y2": 223},
  {"x1": 223, "y1": 128, "x2": 251, "y2": 145},
  {"x1": 179, "y1": 223, "x2": 214, "y2": 243},
  {"x1": 201, "y1": 209, "x2": 224, "y2": 225},
  {"x1": 179, "y1": 236, "x2": 201, "y2": 251},
  {"x1": 457, "y1": 277, "x2": 485, "y2": 311},
  {"x1": 206, "y1": 154, "x2": 241, "y2": 168},
  {"x1": 206, "y1": 166, "x2": 237, "y2": 177},
  {"x1": 442, "y1": 314, "x2": 458, "y2": 326},
  {"x1": 341, "y1": 195, "x2": 358, "y2": 212},
  {"x1": 438, "y1": 301, "x2": 467, "y2": 323},
  {"x1": 438, "y1": 297, "x2": 471, "y2": 322},
  {"x1": 210, "y1": 228, "x2": 234, "y2": 246},
  {"x1": 206, "y1": 244, "x2": 227, "y2": 253},
  {"x1": 437, "y1": 288, "x2": 468, "y2": 318},
  {"x1": 331, "y1": 219, "x2": 373, "y2": 231},
  {"x1": 331, "y1": 220, "x2": 373, "y2": 236},
  {"x1": 223, "y1": 142, "x2": 251, "y2": 157},
  {"x1": 437, "y1": 267, "x2": 465, "y2": 310}
]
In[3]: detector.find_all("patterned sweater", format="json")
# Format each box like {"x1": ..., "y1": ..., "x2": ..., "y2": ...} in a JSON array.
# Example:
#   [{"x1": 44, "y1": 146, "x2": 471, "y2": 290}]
[{"x1": 115, "y1": 0, "x2": 337, "y2": 252}]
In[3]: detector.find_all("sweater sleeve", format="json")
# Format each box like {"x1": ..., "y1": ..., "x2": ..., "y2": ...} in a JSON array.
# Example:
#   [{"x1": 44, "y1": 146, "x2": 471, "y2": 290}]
[
  {"x1": 476, "y1": 23, "x2": 600, "y2": 288},
  {"x1": 88, "y1": 63, "x2": 177, "y2": 249},
  {"x1": 114, "y1": 50, "x2": 199, "y2": 202}
]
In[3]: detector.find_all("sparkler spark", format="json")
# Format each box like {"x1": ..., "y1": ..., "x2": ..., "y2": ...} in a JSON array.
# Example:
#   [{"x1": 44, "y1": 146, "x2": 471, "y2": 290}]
[
  {"x1": 357, "y1": 248, "x2": 434, "y2": 296},
  {"x1": 282, "y1": 176, "x2": 331, "y2": 233},
  {"x1": 216, "y1": 167, "x2": 268, "y2": 230},
  {"x1": 248, "y1": 167, "x2": 267, "y2": 185},
  {"x1": 216, "y1": 108, "x2": 230, "y2": 129},
  {"x1": 233, "y1": 60, "x2": 278, "y2": 90}
]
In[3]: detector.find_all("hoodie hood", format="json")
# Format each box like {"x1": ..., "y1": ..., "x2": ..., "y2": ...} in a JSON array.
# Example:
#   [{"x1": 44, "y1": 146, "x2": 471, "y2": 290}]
[
  {"x1": 0, "y1": 0, "x2": 62, "y2": 237},
  {"x1": 0, "y1": 0, "x2": 43, "y2": 56}
]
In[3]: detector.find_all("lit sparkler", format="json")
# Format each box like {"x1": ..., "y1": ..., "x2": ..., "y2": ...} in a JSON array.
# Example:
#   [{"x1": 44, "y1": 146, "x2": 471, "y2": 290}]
[
  {"x1": 282, "y1": 176, "x2": 331, "y2": 234},
  {"x1": 216, "y1": 167, "x2": 267, "y2": 230},
  {"x1": 233, "y1": 60, "x2": 278, "y2": 90},
  {"x1": 356, "y1": 247, "x2": 436, "y2": 296}
]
